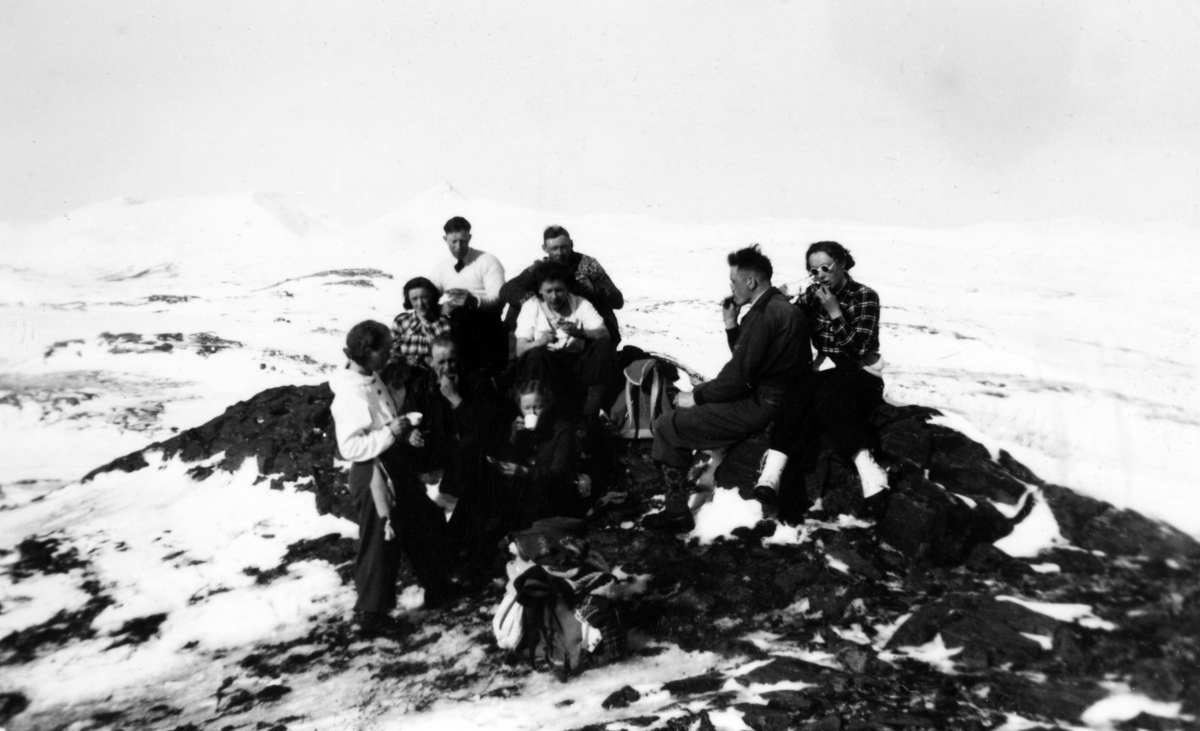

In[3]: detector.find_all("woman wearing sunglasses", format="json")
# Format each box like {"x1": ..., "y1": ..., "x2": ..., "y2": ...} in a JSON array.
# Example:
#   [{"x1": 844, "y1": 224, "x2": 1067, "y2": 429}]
[{"x1": 755, "y1": 240, "x2": 888, "y2": 511}]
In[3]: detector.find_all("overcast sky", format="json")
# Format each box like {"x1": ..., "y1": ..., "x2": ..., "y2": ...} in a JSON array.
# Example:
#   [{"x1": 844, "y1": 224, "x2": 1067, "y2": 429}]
[{"x1": 3, "y1": 0, "x2": 1198, "y2": 228}]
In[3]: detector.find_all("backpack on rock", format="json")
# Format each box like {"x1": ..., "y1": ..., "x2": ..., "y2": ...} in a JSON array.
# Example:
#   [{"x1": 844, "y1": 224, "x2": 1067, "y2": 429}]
[
  {"x1": 608, "y1": 346, "x2": 700, "y2": 440},
  {"x1": 492, "y1": 518, "x2": 627, "y2": 679}
]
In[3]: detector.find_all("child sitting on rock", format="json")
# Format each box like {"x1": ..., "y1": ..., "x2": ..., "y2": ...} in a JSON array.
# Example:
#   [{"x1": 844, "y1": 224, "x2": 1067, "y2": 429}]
[
  {"x1": 491, "y1": 380, "x2": 590, "y2": 530},
  {"x1": 330, "y1": 320, "x2": 453, "y2": 637}
]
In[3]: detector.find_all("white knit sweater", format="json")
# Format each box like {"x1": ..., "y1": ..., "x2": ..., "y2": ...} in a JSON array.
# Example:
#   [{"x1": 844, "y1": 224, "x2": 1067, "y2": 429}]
[{"x1": 329, "y1": 365, "x2": 400, "y2": 463}]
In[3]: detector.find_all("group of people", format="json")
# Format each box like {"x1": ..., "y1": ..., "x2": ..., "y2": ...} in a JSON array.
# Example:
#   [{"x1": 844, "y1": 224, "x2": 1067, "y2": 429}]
[
  {"x1": 330, "y1": 217, "x2": 627, "y2": 635},
  {"x1": 330, "y1": 216, "x2": 887, "y2": 637}
]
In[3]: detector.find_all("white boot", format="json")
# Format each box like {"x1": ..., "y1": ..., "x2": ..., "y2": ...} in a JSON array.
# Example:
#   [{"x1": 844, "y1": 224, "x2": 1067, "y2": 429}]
[
  {"x1": 854, "y1": 449, "x2": 889, "y2": 498},
  {"x1": 756, "y1": 449, "x2": 789, "y2": 492}
]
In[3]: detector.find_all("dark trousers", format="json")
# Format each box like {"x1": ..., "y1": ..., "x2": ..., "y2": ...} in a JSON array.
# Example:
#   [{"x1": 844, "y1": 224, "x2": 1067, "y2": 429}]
[
  {"x1": 517, "y1": 340, "x2": 615, "y2": 415},
  {"x1": 651, "y1": 396, "x2": 780, "y2": 469},
  {"x1": 450, "y1": 307, "x2": 508, "y2": 373},
  {"x1": 351, "y1": 459, "x2": 453, "y2": 613},
  {"x1": 436, "y1": 437, "x2": 509, "y2": 569},
  {"x1": 509, "y1": 475, "x2": 587, "y2": 529},
  {"x1": 770, "y1": 367, "x2": 884, "y2": 460}
]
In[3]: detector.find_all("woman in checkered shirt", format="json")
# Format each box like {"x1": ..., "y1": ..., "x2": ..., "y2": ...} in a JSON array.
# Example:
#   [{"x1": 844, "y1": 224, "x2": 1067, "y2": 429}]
[
  {"x1": 756, "y1": 241, "x2": 889, "y2": 513},
  {"x1": 390, "y1": 277, "x2": 453, "y2": 375}
]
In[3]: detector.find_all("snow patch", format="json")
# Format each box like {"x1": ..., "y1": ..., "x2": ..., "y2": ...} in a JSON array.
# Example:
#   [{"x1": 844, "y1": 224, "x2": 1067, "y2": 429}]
[
  {"x1": 881, "y1": 633, "x2": 963, "y2": 674},
  {"x1": 997, "y1": 596, "x2": 1117, "y2": 631},
  {"x1": 691, "y1": 487, "x2": 763, "y2": 544},
  {"x1": 1081, "y1": 686, "x2": 1182, "y2": 728},
  {"x1": 994, "y1": 489, "x2": 1067, "y2": 558}
]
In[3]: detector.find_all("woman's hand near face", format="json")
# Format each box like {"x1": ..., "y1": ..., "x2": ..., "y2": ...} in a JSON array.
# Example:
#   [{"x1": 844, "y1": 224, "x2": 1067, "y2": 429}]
[{"x1": 815, "y1": 285, "x2": 843, "y2": 318}]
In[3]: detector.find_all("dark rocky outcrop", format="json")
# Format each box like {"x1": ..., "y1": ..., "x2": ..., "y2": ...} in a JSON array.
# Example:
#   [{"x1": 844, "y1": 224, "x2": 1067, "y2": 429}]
[
  {"x1": 84, "y1": 383, "x2": 354, "y2": 520},
  {"x1": 25, "y1": 384, "x2": 1200, "y2": 731}
]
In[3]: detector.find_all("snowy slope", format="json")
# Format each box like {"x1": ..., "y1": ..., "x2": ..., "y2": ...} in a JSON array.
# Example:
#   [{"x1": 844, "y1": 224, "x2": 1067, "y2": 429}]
[
  {"x1": 1, "y1": 186, "x2": 1197, "y2": 730},
  {"x1": 4, "y1": 185, "x2": 1194, "y2": 534}
]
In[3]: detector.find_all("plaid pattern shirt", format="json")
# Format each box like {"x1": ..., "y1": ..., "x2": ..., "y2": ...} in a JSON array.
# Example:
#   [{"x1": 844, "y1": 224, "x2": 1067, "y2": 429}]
[
  {"x1": 390, "y1": 311, "x2": 452, "y2": 367},
  {"x1": 797, "y1": 276, "x2": 880, "y2": 363}
]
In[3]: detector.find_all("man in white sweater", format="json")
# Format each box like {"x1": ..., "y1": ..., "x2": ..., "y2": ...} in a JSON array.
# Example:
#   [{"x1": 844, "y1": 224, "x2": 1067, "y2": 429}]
[
  {"x1": 428, "y1": 216, "x2": 508, "y2": 371},
  {"x1": 429, "y1": 216, "x2": 506, "y2": 311}
]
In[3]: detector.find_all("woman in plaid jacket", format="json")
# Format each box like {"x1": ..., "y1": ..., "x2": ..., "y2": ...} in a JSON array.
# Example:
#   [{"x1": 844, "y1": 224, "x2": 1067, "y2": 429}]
[
  {"x1": 757, "y1": 241, "x2": 889, "y2": 511},
  {"x1": 390, "y1": 276, "x2": 453, "y2": 373}
]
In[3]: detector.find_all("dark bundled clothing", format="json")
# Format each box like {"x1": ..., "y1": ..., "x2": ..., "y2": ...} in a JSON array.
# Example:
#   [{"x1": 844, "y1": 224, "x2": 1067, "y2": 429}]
[
  {"x1": 516, "y1": 339, "x2": 615, "y2": 417},
  {"x1": 401, "y1": 371, "x2": 511, "y2": 473},
  {"x1": 693, "y1": 287, "x2": 809, "y2": 406},
  {"x1": 786, "y1": 367, "x2": 885, "y2": 460},
  {"x1": 447, "y1": 306, "x2": 509, "y2": 375},
  {"x1": 400, "y1": 371, "x2": 515, "y2": 564},
  {"x1": 502, "y1": 416, "x2": 586, "y2": 528},
  {"x1": 652, "y1": 287, "x2": 809, "y2": 470},
  {"x1": 651, "y1": 397, "x2": 778, "y2": 468}
]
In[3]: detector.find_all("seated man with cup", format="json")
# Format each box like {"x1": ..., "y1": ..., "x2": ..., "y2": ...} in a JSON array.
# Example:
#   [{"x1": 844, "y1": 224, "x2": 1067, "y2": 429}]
[
  {"x1": 513, "y1": 261, "x2": 614, "y2": 421},
  {"x1": 399, "y1": 336, "x2": 514, "y2": 575}
]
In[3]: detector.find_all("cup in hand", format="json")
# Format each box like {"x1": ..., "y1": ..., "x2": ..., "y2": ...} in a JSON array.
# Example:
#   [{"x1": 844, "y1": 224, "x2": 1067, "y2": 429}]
[
  {"x1": 524, "y1": 413, "x2": 539, "y2": 430},
  {"x1": 405, "y1": 412, "x2": 423, "y2": 427}
]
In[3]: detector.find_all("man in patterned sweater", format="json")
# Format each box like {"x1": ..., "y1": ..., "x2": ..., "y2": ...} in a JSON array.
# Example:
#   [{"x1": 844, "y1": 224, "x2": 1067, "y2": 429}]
[{"x1": 500, "y1": 225, "x2": 625, "y2": 346}]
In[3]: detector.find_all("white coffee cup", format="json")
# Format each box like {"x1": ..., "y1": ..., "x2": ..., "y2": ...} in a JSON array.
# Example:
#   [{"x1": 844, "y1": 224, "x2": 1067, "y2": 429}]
[
  {"x1": 406, "y1": 412, "x2": 423, "y2": 426},
  {"x1": 524, "y1": 413, "x2": 539, "y2": 430}
]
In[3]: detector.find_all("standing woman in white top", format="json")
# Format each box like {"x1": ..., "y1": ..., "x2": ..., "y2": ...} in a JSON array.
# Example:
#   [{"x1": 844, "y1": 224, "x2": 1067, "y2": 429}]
[{"x1": 330, "y1": 321, "x2": 449, "y2": 635}]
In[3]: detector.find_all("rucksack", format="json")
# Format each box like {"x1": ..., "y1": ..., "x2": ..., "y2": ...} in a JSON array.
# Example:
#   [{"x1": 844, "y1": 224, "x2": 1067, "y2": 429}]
[
  {"x1": 608, "y1": 357, "x2": 679, "y2": 439},
  {"x1": 492, "y1": 518, "x2": 626, "y2": 679}
]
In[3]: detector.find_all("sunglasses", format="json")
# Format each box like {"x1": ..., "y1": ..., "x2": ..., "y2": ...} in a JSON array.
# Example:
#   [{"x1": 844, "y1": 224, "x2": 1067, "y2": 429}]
[{"x1": 808, "y1": 262, "x2": 839, "y2": 277}]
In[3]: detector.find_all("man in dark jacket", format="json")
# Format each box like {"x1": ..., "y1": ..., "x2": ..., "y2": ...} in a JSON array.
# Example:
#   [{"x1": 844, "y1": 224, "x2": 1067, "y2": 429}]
[
  {"x1": 398, "y1": 337, "x2": 514, "y2": 571},
  {"x1": 643, "y1": 245, "x2": 810, "y2": 533},
  {"x1": 500, "y1": 225, "x2": 625, "y2": 345}
]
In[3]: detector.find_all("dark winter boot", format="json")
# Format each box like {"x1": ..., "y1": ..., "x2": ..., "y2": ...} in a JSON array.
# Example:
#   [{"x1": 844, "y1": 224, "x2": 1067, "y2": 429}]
[
  {"x1": 355, "y1": 611, "x2": 411, "y2": 639},
  {"x1": 582, "y1": 384, "x2": 605, "y2": 418},
  {"x1": 641, "y1": 464, "x2": 695, "y2": 533}
]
